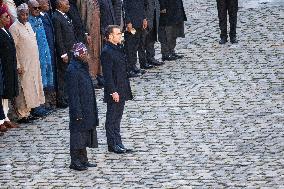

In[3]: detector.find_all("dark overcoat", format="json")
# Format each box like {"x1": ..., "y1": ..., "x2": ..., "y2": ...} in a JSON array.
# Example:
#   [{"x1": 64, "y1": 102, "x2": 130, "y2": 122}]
[
  {"x1": 65, "y1": 59, "x2": 99, "y2": 133},
  {"x1": 123, "y1": 0, "x2": 147, "y2": 29},
  {"x1": 99, "y1": 0, "x2": 116, "y2": 34},
  {"x1": 0, "y1": 29, "x2": 19, "y2": 99},
  {"x1": 159, "y1": 0, "x2": 187, "y2": 26},
  {"x1": 0, "y1": 59, "x2": 5, "y2": 120},
  {"x1": 101, "y1": 42, "x2": 133, "y2": 103}
]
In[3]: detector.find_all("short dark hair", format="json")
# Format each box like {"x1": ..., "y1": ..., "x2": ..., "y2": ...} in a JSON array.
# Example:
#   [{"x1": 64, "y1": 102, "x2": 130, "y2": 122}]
[{"x1": 104, "y1": 25, "x2": 120, "y2": 40}]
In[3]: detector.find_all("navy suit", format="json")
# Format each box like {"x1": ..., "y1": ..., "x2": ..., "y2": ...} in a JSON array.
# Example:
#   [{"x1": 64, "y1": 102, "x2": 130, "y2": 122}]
[{"x1": 101, "y1": 42, "x2": 132, "y2": 147}]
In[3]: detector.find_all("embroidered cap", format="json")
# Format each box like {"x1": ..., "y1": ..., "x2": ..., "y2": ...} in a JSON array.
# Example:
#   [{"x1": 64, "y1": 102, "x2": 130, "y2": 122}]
[{"x1": 72, "y1": 42, "x2": 88, "y2": 57}]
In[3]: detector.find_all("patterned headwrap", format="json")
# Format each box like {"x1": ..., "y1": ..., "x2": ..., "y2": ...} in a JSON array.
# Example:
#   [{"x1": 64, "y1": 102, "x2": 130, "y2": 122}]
[
  {"x1": 0, "y1": 5, "x2": 9, "y2": 16},
  {"x1": 72, "y1": 42, "x2": 88, "y2": 57},
  {"x1": 16, "y1": 3, "x2": 28, "y2": 13}
]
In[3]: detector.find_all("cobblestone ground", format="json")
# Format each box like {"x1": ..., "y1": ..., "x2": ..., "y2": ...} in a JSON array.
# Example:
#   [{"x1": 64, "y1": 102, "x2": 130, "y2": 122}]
[{"x1": 1, "y1": 0, "x2": 283, "y2": 188}]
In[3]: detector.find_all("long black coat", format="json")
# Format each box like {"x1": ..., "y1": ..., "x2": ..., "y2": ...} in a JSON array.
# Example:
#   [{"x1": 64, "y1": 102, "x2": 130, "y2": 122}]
[
  {"x1": 99, "y1": 0, "x2": 117, "y2": 34},
  {"x1": 101, "y1": 42, "x2": 133, "y2": 103},
  {"x1": 65, "y1": 59, "x2": 99, "y2": 132},
  {"x1": 159, "y1": 0, "x2": 187, "y2": 26},
  {"x1": 0, "y1": 29, "x2": 19, "y2": 99},
  {"x1": 123, "y1": 0, "x2": 147, "y2": 29}
]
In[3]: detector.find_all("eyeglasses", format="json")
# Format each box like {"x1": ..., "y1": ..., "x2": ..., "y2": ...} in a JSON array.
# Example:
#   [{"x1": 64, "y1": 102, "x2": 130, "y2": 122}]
[{"x1": 33, "y1": 7, "x2": 40, "y2": 10}]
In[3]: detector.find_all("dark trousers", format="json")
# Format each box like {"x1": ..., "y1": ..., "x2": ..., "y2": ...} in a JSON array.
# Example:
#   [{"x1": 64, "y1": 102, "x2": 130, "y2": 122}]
[
  {"x1": 70, "y1": 148, "x2": 88, "y2": 164},
  {"x1": 158, "y1": 25, "x2": 177, "y2": 57},
  {"x1": 216, "y1": 0, "x2": 238, "y2": 39},
  {"x1": 105, "y1": 101, "x2": 125, "y2": 147},
  {"x1": 125, "y1": 29, "x2": 147, "y2": 72},
  {"x1": 56, "y1": 58, "x2": 68, "y2": 105}
]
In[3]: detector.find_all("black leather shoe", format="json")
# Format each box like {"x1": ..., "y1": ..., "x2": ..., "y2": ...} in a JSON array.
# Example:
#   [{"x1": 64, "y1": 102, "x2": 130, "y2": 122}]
[
  {"x1": 69, "y1": 161, "x2": 88, "y2": 171},
  {"x1": 108, "y1": 145, "x2": 126, "y2": 154},
  {"x1": 118, "y1": 144, "x2": 133, "y2": 153},
  {"x1": 171, "y1": 53, "x2": 184, "y2": 59},
  {"x1": 162, "y1": 55, "x2": 178, "y2": 61},
  {"x1": 219, "y1": 38, "x2": 227, "y2": 44},
  {"x1": 148, "y1": 59, "x2": 164, "y2": 66},
  {"x1": 82, "y1": 162, "x2": 97, "y2": 167},
  {"x1": 140, "y1": 63, "x2": 154, "y2": 69},
  {"x1": 127, "y1": 71, "x2": 140, "y2": 78},
  {"x1": 230, "y1": 37, "x2": 238, "y2": 44},
  {"x1": 17, "y1": 117, "x2": 33, "y2": 124},
  {"x1": 0, "y1": 132, "x2": 4, "y2": 136}
]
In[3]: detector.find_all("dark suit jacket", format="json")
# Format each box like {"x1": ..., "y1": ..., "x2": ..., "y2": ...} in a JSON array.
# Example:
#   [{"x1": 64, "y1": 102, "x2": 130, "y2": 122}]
[
  {"x1": 101, "y1": 42, "x2": 133, "y2": 103},
  {"x1": 0, "y1": 29, "x2": 19, "y2": 99},
  {"x1": 111, "y1": 0, "x2": 122, "y2": 26},
  {"x1": 52, "y1": 10, "x2": 77, "y2": 57},
  {"x1": 65, "y1": 59, "x2": 99, "y2": 132},
  {"x1": 67, "y1": 0, "x2": 86, "y2": 43},
  {"x1": 99, "y1": 0, "x2": 117, "y2": 34},
  {"x1": 123, "y1": 0, "x2": 147, "y2": 29},
  {"x1": 159, "y1": 0, "x2": 187, "y2": 26}
]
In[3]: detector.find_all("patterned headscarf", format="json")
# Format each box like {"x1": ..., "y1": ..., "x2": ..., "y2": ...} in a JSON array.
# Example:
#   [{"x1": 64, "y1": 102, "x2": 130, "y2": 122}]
[
  {"x1": 0, "y1": 4, "x2": 9, "y2": 16},
  {"x1": 72, "y1": 42, "x2": 88, "y2": 57}
]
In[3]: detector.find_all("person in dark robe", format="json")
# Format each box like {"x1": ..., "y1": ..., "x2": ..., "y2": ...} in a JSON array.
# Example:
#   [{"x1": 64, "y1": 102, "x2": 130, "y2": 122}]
[
  {"x1": 65, "y1": 42, "x2": 99, "y2": 171},
  {"x1": 101, "y1": 25, "x2": 133, "y2": 154},
  {"x1": 0, "y1": 6, "x2": 19, "y2": 128},
  {"x1": 0, "y1": 58, "x2": 8, "y2": 135}
]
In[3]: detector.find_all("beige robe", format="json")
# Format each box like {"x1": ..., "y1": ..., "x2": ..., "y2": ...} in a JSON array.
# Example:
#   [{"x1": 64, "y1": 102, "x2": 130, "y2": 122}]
[
  {"x1": 77, "y1": 0, "x2": 101, "y2": 77},
  {"x1": 9, "y1": 20, "x2": 45, "y2": 117}
]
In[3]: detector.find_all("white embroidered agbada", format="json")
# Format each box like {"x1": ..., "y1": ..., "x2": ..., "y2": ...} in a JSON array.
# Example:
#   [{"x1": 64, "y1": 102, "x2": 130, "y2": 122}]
[{"x1": 9, "y1": 20, "x2": 45, "y2": 117}]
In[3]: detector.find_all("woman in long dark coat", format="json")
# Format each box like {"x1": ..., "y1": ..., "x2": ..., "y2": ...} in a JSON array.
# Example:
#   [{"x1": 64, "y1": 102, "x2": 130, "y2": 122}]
[{"x1": 65, "y1": 42, "x2": 99, "y2": 171}]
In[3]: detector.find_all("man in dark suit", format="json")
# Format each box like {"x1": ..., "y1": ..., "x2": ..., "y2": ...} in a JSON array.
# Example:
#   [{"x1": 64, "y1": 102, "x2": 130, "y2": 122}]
[
  {"x1": 123, "y1": 0, "x2": 153, "y2": 78},
  {"x1": 159, "y1": 0, "x2": 187, "y2": 61},
  {"x1": 52, "y1": 0, "x2": 77, "y2": 108},
  {"x1": 101, "y1": 25, "x2": 133, "y2": 154},
  {"x1": 65, "y1": 42, "x2": 98, "y2": 171},
  {"x1": 142, "y1": 0, "x2": 163, "y2": 66},
  {"x1": 0, "y1": 8, "x2": 19, "y2": 129},
  {"x1": 216, "y1": 0, "x2": 238, "y2": 44}
]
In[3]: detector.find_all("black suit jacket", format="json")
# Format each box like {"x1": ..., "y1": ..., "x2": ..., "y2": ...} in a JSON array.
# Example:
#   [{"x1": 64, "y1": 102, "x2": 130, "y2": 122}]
[
  {"x1": 159, "y1": 0, "x2": 187, "y2": 26},
  {"x1": 101, "y1": 42, "x2": 133, "y2": 103},
  {"x1": 99, "y1": 0, "x2": 117, "y2": 34},
  {"x1": 0, "y1": 29, "x2": 19, "y2": 98},
  {"x1": 123, "y1": 0, "x2": 147, "y2": 29},
  {"x1": 52, "y1": 10, "x2": 77, "y2": 57}
]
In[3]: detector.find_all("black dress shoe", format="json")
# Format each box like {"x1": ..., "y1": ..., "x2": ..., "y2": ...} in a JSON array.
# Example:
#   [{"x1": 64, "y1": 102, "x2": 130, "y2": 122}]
[
  {"x1": 118, "y1": 144, "x2": 133, "y2": 153},
  {"x1": 162, "y1": 55, "x2": 178, "y2": 61},
  {"x1": 149, "y1": 59, "x2": 164, "y2": 66},
  {"x1": 140, "y1": 63, "x2": 154, "y2": 69},
  {"x1": 82, "y1": 162, "x2": 97, "y2": 167},
  {"x1": 127, "y1": 71, "x2": 140, "y2": 78},
  {"x1": 230, "y1": 37, "x2": 238, "y2": 44},
  {"x1": 171, "y1": 53, "x2": 184, "y2": 59},
  {"x1": 69, "y1": 162, "x2": 88, "y2": 171},
  {"x1": 57, "y1": 102, "x2": 68, "y2": 109},
  {"x1": 219, "y1": 38, "x2": 227, "y2": 44},
  {"x1": 17, "y1": 117, "x2": 33, "y2": 124},
  {"x1": 0, "y1": 132, "x2": 4, "y2": 136},
  {"x1": 108, "y1": 145, "x2": 126, "y2": 154}
]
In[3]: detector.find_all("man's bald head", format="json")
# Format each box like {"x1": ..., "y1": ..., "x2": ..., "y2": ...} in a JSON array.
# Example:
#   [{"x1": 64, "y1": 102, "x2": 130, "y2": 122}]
[
  {"x1": 55, "y1": 0, "x2": 70, "y2": 13},
  {"x1": 28, "y1": 0, "x2": 40, "y2": 16}
]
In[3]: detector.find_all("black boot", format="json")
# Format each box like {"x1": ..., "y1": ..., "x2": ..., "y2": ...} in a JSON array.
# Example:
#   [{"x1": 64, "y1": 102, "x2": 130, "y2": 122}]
[
  {"x1": 70, "y1": 149, "x2": 88, "y2": 171},
  {"x1": 219, "y1": 37, "x2": 227, "y2": 44},
  {"x1": 80, "y1": 149, "x2": 97, "y2": 167}
]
